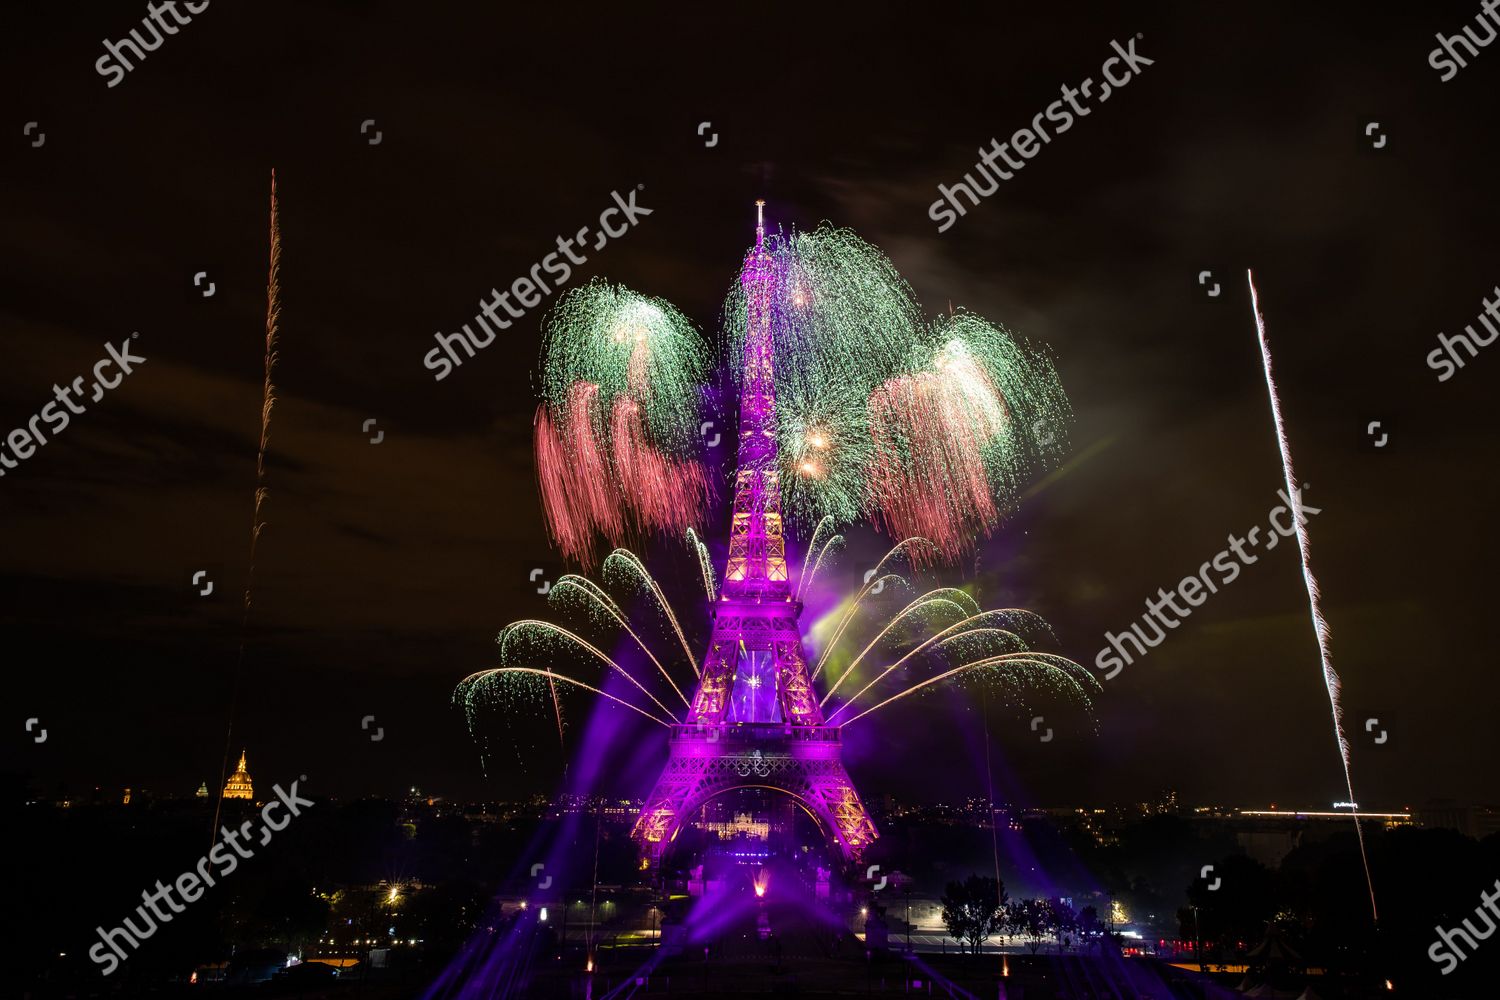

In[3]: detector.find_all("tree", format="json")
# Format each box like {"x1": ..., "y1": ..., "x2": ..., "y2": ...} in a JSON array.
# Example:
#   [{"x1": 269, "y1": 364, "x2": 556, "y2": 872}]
[
  {"x1": 1076, "y1": 905, "x2": 1105, "y2": 953},
  {"x1": 1178, "y1": 854, "x2": 1277, "y2": 958},
  {"x1": 1050, "y1": 898, "x2": 1078, "y2": 954},
  {"x1": 940, "y1": 875, "x2": 1006, "y2": 954},
  {"x1": 1008, "y1": 898, "x2": 1053, "y2": 955}
]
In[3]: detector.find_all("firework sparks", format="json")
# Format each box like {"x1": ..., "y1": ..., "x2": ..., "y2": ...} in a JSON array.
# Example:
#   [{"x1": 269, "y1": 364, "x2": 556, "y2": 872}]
[
  {"x1": 824, "y1": 617, "x2": 1031, "y2": 725},
  {"x1": 535, "y1": 222, "x2": 1070, "y2": 566},
  {"x1": 1247, "y1": 270, "x2": 1378, "y2": 922},
  {"x1": 457, "y1": 667, "x2": 675, "y2": 730},
  {"x1": 210, "y1": 171, "x2": 282, "y2": 846},
  {"x1": 459, "y1": 539, "x2": 1091, "y2": 768},
  {"x1": 810, "y1": 538, "x2": 935, "y2": 682},
  {"x1": 548, "y1": 574, "x2": 692, "y2": 710},
  {"x1": 455, "y1": 552, "x2": 717, "y2": 765},
  {"x1": 798, "y1": 530, "x2": 844, "y2": 603},
  {"x1": 543, "y1": 281, "x2": 708, "y2": 451},
  {"x1": 602, "y1": 548, "x2": 701, "y2": 677},
  {"x1": 499, "y1": 620, "x2": 685, "y2": 721},
  {"x1": 719, "y1": 229, "x2": 1069, "y2": 559},
  {"x1": 611, "y1": 397, "x2": 712, "y2": 537},
  {"x1": 535, "y1": 388, "x2": 623, "y2": 564},
  {"x1": 824, "y1": 607, "x2": 1070, "y2": 725},
  {"x1": 686, "y1": 527, "x2": 717, "y2": 602},
  {"x1": 819, "y1": 588, "x2": 979, "y2": 706},
  {"x1": 536, "y1": 281, "x2": 712, "y2": 564},
  {"x1": 796, "y1": 516, "x2": 837, "y2": 601},
  {"x1": 838, "y1": 652, "x2": 1098, "y2": 727},
  {"x1": 868, "y1": 314, "x2": 1070, "y2": 563},
  {"x1": 723, "y1": 225, "x2": 920, "y2": 528}
]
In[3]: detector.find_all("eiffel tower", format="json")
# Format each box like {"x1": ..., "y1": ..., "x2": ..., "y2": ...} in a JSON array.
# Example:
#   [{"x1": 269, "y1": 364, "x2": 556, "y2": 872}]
[{"x1": 631, "y1": 203, "x2": 879, "y2": 870}]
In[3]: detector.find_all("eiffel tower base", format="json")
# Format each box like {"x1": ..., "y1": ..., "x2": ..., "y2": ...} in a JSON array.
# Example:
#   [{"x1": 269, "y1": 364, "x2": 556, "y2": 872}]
[{"x1": 631, "y1": 722, "x2": 878, "y2": 873}]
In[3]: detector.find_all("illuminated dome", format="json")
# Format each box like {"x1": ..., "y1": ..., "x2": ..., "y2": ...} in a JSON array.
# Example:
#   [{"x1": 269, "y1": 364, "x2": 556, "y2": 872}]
[{"x1": 222, "y1": 749, "x2": 254, "y2": 801}]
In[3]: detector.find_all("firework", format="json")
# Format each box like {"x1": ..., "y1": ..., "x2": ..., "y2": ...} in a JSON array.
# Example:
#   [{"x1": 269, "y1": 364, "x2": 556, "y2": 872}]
[
  {"x1": 498, "y1": 619, "x2": 685, "y2": 721},
  {"x1": 602, "y1": 548, "x2": 701, "y2": 676},
  {"x1": 547, "y1": 574, "x2": 692, "y2": 710},
  {"x1": 837, "y1": 652, "x2": 1098, "y2": 727},
  {"x1": 454, "y1": 550, "x2": 717, "y2": 767},
  {"x1": 810, "y1": 538, "x2": 932, "y2": 682},
  {"x1": 210, "y1": 171, "x2": 282, "y2": 847},
  {"x1": 542, "y1": 280, "x2": 709, "y2": 451},
  {"x1": 610, "y1": 397, "x2": 712, "y2": 541},
  {"x1": 796, "y1": 516, "x2": 843, "y2": 601},
  {"x1": 457, "y1": 667, "x2": 674, "y2": 730},
  {"x1": 1247, "y1": 271, "x2": 1378, "y2": 921},
  {"x1": 824, "y1": 615, "x2": 1032, "y2": 725},
  {"x1": 458, "y1": 529, "x2": 1093, "y2": 779},
  {"x1": 819, "y1": 587, "x2": 979, "y2": 705},
  {"x1": 723, "y1": 225, "x2": 921, "y2": 528},
  {"x1": 867, "y1": 312, "x2": 1070, "y2": 563},
  {"x1": 686, "y1": 527, "x2": 716, "y2": 602},
  {"x1": 718, "y1": 227, "x2": 1069, "y2": 559},
  {"x1": 535, "y1": 220, "x2": 1070, "y2": 566},
  {"x1": 536, "y1": 280, "x2": 713, "y2": 564},
  {"x1": 534, "y1": 388, "x2": 623, "y2": 565}
]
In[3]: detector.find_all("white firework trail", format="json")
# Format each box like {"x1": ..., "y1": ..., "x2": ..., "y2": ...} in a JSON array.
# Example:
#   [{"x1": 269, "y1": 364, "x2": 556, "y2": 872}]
[
  {"x1": 1247, "y1": 270, "x2": 1378, "y2": 923},
  {"x1": 686, "y1": 528, "x2": 716, "y2": 603}
]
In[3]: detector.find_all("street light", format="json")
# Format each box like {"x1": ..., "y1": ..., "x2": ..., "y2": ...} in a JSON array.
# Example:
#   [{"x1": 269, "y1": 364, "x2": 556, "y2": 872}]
[
  {"x1": 1189, "y1": 904, "x2": 1204, "y2": 974},
  {"x1": 905, "y1": 883, "x2": 913, "y2": 953}
]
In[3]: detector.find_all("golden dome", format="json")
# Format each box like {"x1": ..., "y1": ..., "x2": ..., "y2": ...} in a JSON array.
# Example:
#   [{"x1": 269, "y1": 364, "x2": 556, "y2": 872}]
[{"x1": 222, "y1": 749, "x2": 254, "y2": 801}]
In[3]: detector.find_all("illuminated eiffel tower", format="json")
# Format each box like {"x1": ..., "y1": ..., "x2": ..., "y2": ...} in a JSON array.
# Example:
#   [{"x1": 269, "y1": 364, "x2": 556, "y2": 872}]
[{"x1": 631, "y1": 203, "x2": 878, "y2": 869}]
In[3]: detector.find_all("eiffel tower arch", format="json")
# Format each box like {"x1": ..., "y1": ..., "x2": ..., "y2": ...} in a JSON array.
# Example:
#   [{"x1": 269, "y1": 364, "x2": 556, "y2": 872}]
[
  {"x1": 633, "y1": 723, "x2": 878, "y2": 869},
  {"x1": 631, "y1": 203, "x2": 878, "y2": 870}
]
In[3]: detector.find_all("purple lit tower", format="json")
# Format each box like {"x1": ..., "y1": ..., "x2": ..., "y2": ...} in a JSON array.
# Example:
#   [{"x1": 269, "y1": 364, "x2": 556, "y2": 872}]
[{"x1": 631, "y1": 203, "x2": 879, "y2": 869}]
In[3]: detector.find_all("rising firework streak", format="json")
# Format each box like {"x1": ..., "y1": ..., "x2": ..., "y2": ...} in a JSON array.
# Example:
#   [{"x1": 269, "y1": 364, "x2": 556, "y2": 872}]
[
  {"x1": 1246, "y1": 269, "x2": 1378, "y2": 922},
  {"x1": 210, "y1": 171, "x2": 282, "y2": 847}
]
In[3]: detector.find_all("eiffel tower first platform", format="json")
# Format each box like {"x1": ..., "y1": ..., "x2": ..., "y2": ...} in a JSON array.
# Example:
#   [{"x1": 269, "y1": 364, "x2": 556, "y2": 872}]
[{"x1": 630, "y1": 204, "x2": 879, "y2": 870}]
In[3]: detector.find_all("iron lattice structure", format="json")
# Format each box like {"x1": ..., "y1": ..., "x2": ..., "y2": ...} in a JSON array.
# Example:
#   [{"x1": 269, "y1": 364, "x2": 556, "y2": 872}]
[{"x1": 631, "y1": 205, "x2": 878, "y2": 867}]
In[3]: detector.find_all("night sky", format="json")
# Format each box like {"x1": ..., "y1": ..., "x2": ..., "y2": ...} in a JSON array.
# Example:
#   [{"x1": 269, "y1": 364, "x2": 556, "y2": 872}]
[{"x1": 4, "y1": 2, "x2": 1497, "y2": 813}]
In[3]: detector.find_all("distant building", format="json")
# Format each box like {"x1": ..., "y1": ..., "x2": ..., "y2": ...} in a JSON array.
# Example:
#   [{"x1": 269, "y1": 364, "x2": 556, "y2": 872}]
[
  {"x1": 222, "y1": 750, "x2": 254, "y2": 801},
  {"x1": 196, "y1": 781, "x2": 210, "y2": 798},
  {"x1": 699, "y1": 812, "x2": 771, "y2": 841}
]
